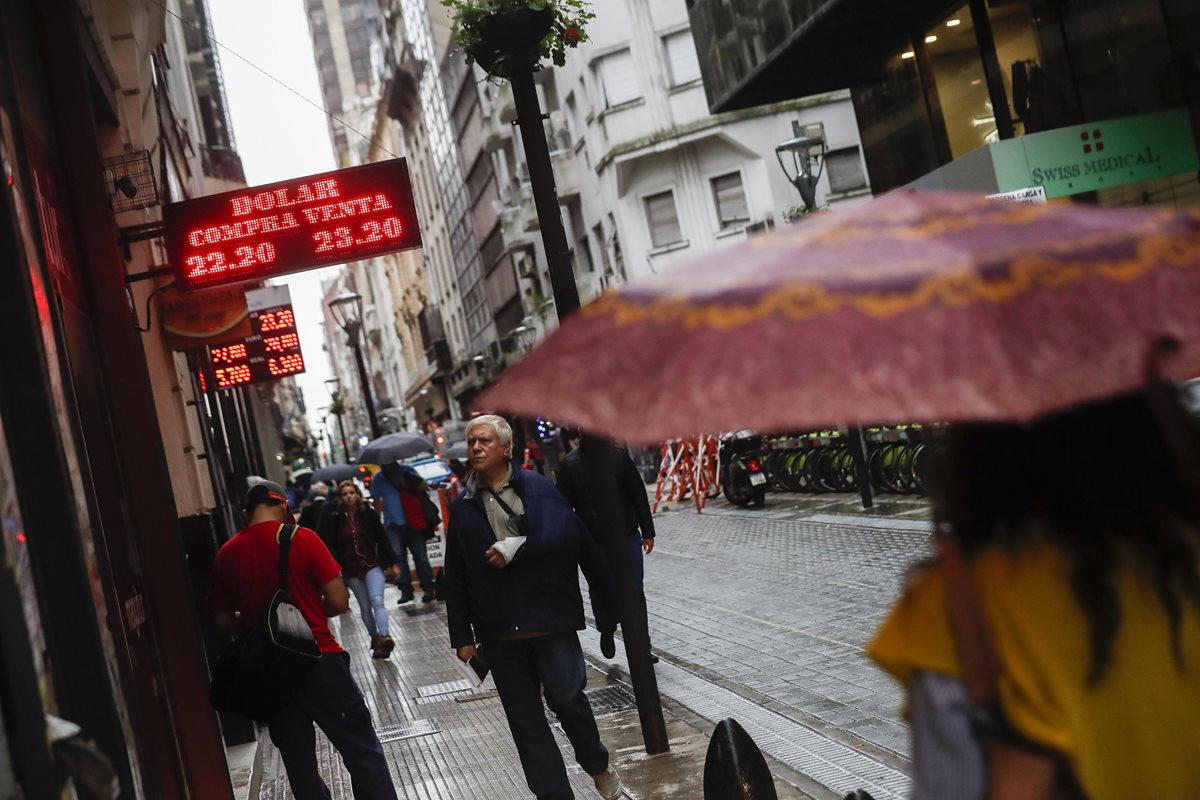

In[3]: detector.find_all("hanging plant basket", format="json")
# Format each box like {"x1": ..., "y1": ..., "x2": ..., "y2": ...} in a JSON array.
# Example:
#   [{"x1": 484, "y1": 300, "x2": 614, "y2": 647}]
[{"x1": 444, "y1": 0, "x2": 595, "y2": 81}]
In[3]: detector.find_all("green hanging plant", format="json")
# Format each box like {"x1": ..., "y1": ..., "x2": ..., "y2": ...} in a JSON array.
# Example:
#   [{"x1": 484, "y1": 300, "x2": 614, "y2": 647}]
[{"x1": 441, "y1": 0, "x2": 595, "y2": 79}]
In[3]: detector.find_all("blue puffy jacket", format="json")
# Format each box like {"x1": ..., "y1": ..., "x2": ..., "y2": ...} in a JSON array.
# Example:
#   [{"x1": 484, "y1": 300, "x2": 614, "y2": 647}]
[{"x1": 443, "y1": 466, "x2": 613, "y2": 648}]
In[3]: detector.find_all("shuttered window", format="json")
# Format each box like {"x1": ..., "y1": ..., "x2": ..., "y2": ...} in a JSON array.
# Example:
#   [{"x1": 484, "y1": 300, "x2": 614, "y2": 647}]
[
  {"x1": 826, "y1": 147, "x2": 868, "y2": 194},
  {"x1": 711, "y1": 172, "x2": 750, "y2": 230},
  {"x1": 644, "y1": 191, "x2": 683, "y2": 248},
  {"x1": 598, "y1": 49, "x2": 640, "y2": 108},
  {"x1": 663, "y1": 31, "x2": 702, "y2": 87}
]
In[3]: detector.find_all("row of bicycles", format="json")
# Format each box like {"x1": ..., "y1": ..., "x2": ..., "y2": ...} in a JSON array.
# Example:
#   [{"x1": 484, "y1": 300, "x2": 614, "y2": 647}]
[{"x1": 759, "y1": 426, "x2": 943, "y2": 496}]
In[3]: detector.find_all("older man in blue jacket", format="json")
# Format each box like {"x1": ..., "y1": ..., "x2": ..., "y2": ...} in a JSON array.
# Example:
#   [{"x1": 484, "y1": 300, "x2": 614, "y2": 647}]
[{"x1": 443, "y1": 414, "x2": 621, "y2": 800}]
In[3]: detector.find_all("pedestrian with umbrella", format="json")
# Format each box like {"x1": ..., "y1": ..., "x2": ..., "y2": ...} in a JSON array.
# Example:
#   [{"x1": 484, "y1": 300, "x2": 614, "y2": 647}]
[{"x1": 478, "y1": 192, "x2": 1200, "y2": 798}]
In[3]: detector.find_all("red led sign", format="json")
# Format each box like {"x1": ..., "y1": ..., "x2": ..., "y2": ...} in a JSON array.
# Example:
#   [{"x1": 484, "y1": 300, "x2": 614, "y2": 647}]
[
  {"x1": 165, "y1": 159, "x2": 423, "y2": 291},
  {"x1": 203, "y1": 294, "x2": 306, "y2": 389}
]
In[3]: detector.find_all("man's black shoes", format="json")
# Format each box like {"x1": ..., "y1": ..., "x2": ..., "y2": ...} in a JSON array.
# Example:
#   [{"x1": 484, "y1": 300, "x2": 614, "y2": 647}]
[
  {"x1": 397, "y1": 592, "x2": 415, "y2": 606},
  {"x1": 600, "y1": 630, "x2": 616, "y2": 659}
]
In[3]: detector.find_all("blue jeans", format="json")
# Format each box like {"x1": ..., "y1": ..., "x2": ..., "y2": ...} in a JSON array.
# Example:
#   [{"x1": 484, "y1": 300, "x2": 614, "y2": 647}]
[
  {"x1": 483, "y1": 632, "x2": 609, "y2": 799},
  {"x1": 268, "y1": 652, "x2": 398, "y2": 800},
  {"x1": 344, "y1": 566, "x2": 388, "y2": 637},
  {"x1": 386, "y1": 523, "x2": 434, "y2": 594}
]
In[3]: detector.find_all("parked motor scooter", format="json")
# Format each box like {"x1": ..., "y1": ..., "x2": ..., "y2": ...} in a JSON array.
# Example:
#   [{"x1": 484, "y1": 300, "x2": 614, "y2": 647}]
[{"x1": 720, "y1": 433, "x2": 766, "y2": 507}]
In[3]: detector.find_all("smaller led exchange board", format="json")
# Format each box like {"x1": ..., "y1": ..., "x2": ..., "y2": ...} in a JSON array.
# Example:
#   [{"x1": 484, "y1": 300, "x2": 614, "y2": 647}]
[
  {"x1": 165, "y1": 159, "x2": 423, "y2": 291},
  {"x1": 204, "y1": 286, "x2": 306, "y2": 389}
]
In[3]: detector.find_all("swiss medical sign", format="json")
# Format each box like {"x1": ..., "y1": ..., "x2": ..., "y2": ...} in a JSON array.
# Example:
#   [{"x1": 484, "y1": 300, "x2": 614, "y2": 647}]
[{"x1": 991, "y1": 108, "x2": 1198, "y2": 198}]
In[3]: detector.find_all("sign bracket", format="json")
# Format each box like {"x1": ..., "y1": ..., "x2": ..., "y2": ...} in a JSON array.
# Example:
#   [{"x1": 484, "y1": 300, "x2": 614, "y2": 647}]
[{"x1": 117, "y1": 221, "x2": 166, "y2": 261}]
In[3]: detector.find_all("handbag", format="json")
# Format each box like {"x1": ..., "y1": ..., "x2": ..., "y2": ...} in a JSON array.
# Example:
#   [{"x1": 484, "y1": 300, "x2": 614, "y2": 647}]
[{"x1": 210, "y1": 524, "x2": 322, "y2": 722}]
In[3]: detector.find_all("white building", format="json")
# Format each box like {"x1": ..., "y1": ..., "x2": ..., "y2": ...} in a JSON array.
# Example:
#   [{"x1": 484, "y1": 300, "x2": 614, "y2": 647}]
[{"x1": 483, "y1": 0, "x2": 872, "y2": 309}]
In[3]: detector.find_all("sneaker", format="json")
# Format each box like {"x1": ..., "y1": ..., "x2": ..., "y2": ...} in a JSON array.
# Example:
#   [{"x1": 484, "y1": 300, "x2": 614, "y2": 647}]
[
  {"x1": 592, "y1": 765, "x2": 621, "y2": 800},
  {"x1": 397, "y1": 592, "x2": 415, "y2": 606},
  {"x1": 600, "y1": 630, "x2": 616, "y2": 659}
]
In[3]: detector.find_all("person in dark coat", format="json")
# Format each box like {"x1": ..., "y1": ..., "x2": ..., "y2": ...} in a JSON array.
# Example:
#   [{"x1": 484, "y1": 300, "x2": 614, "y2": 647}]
[
  {"x1": 556, "y1": 431, "x2": 657, "y2": 660},
  {"x1": 318, "y1": 481, "x2": 401, "y2": 660},
  {"x1": 443, "y1": 415, "x2": 623, "y2": 800},
  {"x1": 297, "y1": 481, "x2": 329, "y2": 530}
]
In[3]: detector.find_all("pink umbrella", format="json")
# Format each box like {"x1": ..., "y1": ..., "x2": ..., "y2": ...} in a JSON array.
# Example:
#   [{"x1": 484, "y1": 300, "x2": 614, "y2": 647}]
[{"x1": 479, "y1": 191, "x2": 1200, "y2": 443}]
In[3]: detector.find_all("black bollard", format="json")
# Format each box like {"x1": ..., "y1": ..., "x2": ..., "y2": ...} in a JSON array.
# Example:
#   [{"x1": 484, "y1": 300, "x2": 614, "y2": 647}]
[{"x1": 703, "y1": 718, "x2": 778, "y2": 800}]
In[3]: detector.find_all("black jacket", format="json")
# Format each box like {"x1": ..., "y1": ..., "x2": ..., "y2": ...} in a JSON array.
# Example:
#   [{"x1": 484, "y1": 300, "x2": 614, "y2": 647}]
[
  {"x1": 556, "y1": 446, "x2": 656, "y2": 542},
  {"x1": 316, "y1": 502, "x2": 399, "y2": 570},
  {"x1": 443, "y1": 467, "x2": 613, "y2": 648},
  {"x1": 297, "y1": 496, "x2": 327, "y2": 531}
]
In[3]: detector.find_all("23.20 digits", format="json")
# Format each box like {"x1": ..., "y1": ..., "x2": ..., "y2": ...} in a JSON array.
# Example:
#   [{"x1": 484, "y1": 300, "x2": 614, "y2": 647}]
[
  {"x1": 185, "y1": 242, "x2": 277, "y2": 277},
  {"x1": 312, "y1": 217, "x2": 406, "y2": 254}
]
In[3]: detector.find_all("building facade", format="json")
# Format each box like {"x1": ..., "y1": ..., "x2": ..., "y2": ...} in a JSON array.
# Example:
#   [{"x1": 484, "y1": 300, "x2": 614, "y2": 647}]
[
  {"x1": 0, "y1": 0, "x2": 309, "y2": 795},
  {"x1": 688, "y1": 0, "x2": 1200, "y2": 209}
]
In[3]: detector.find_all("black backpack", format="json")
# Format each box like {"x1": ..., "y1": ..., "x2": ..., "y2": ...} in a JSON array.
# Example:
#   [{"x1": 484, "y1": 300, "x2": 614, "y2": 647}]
[{"x1": 210, "y1": 524, "x2": 322, "y2": 722}]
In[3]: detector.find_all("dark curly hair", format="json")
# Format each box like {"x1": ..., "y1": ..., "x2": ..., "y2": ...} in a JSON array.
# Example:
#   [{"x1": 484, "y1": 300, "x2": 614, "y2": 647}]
[{"x1": 937, "y1": 391, "x2": 1200, "y2": 686}]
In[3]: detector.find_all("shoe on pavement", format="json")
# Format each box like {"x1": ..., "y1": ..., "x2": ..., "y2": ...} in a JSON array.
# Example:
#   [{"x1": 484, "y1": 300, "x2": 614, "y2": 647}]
[
  {"x1": 397, "y1": 593, "x2": 415, "y2": 606},
  {"x1": 374, "y1": 634, "x2": 395, "y2": 659},
  {"x1": 421, "y1": 593, "x2": 437, "y2": 603},
  {"x1": 592, "y1": 765, "x2": 621, "y2": 799},
  {"x1": 650, "y1": 655, "x2": 660, "y2": 664},
  {"x1": 600, "y1": 630, "x2": 616, "y2": 659}
]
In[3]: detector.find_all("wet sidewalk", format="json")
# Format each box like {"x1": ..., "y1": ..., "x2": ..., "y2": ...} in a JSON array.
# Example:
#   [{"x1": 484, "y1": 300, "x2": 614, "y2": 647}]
[{"x1": 240, "y1": 582, "x2": 811, "y2": 800}]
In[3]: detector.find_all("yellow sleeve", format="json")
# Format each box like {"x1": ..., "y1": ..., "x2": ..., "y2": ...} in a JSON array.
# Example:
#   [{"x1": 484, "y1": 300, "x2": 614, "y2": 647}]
[{"x1": 867, "y1": 566, "x2": 960, "y2": 686}]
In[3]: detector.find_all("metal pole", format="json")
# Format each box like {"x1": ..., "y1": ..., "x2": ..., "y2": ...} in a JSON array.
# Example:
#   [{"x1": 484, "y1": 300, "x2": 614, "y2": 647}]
[
  {"x1": 511, "y1": 69, "x2": 669, "y2": 755},
  {"x1": 349, "y1": 326, "x2": 382, "y2": 440},
  {"x1": 334, "y1": 402, "x2": 349, "y2": 463},
  {"x1": 967, "y1": 0, "x2": 1015, "y2": 140},
  {"x1": 847, "y1": 426, "x2": 874, "y2": 510}
]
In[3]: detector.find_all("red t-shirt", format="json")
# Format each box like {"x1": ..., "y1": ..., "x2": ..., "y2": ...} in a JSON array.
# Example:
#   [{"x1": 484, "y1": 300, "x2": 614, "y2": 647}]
[{"x1": 209, "y1": 521, "x2": 344, "y2": 653}]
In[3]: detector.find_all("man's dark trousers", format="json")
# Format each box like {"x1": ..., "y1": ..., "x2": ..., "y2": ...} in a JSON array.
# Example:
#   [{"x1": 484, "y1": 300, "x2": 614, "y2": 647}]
[
  {"x1": 386, "y1": 522, "x2": 434, "y2": 595},
  {"x1": 268, "y1": 652, "x2": 398, "y2": 800},
  {"x1": 484, "y1": 632, "x2": 609, "y2": 799}
]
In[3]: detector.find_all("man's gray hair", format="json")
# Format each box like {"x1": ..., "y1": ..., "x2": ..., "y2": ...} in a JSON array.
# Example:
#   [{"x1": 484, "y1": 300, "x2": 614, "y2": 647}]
[{"x1": 466, "y1": 414, "x2": 513, "y2": 450}]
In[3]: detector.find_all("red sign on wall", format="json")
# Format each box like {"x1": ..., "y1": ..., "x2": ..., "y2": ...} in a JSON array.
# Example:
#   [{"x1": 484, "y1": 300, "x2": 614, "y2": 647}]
[
  {"x1": 203, "y1": 286, "x2": 306, "y2": 388},
  {"x1": 165, "y1": 159, "x2": 423, "y2": 291}
]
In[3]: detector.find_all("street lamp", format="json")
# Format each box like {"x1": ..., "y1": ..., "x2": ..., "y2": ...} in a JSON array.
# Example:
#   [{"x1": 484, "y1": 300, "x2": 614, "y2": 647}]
[
  {"x1": 775, "y1": 121, "x2": 826, "y2": 211},
  {"x1": 328, "y1": 291, "x2": 382, "y2": 440},
  {"x1": 324, "y1": 377, "x2": 349, "y2": 463}
]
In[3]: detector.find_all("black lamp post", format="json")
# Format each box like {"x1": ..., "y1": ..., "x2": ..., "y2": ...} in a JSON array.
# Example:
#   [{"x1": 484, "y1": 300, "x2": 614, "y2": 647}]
[
  {"x1": 775, "y1": 121, "x2": 826, "y2": 211},
  {"x1": 324, "y1": 377, "x2": 349, "y2": 463},
  {"x1": 328, "y1": 291, "x2": 382, "y2": 441}
]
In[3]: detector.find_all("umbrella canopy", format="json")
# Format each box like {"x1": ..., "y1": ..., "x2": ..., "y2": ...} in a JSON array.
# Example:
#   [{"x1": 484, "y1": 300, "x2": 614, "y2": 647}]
[
  {"x1": 479, "y1": 191, "x2": 1200, "y2": 443},
  {"x1": 443, "y1": 440, "x2": 468, "y2": 460},
  {"x1": 357, "y1": 432, "x2": 435, "y2": 466},
  {"x1": 313, "y1": 463, "x2": 361, "y2": 483}
]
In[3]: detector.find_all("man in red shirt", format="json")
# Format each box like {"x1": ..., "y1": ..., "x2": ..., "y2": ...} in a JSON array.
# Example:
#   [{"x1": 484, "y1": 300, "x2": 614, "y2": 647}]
[{"x1": 209, "y1": 481, "x2": 399, "y2": 800}]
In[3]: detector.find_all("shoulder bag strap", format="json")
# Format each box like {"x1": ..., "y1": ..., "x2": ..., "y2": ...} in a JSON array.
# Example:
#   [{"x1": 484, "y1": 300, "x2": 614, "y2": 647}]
[
  {"x1": 483, "y1": 487, "x2": 520, "y2": 522},
  {"x1": 277, "y1": 523, "x2": 299, "y2": 591}
]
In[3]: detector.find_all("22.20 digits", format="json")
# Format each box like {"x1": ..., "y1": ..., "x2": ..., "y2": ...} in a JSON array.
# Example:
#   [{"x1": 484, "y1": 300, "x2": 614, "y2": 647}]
[
  {"x1": 185, "y1": 242, "x2": 277, "y2": 277},
  {"x1": 312, "y1": 217, "x2": 406, "y2": 255}
]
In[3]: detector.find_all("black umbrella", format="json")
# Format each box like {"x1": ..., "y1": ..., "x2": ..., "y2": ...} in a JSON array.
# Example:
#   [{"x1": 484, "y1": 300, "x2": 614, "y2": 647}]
[
  {"x1": 444, "y1": 440, "x2": 468, "y2": 460},
  {"x1": 357, "y1": 432, "x2": 435, "y2": 465},
  {"x1": 313, "y1": 463, "x2": 361, "y2": 483}
]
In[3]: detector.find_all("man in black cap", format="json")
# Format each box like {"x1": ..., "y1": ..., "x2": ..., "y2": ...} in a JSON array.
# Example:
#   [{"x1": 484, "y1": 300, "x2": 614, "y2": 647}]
[{"x1": 209, "y1": 481, "x2": 399, "y2": 800}]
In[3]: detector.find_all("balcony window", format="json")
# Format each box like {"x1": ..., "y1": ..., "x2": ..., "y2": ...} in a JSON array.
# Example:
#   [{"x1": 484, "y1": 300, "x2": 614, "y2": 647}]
[
  {"x1": 598, "y1": 49, "x2": 640, "y2": 108},
  {"x1": 574, "y1": 235, "x2": 595, "y2": 273},
  {"x1": 825, "y1": 147, "x2": 868, "y2": 194},
  {"x1": 710, "y1": 172, "x2": 750, "y2": 231},
  {"x1": 644, "y1": 191, "x2": 683, "y2": 248},
  {"x1": 663, "y1": 30, "x2": 702, "y2": 87}
]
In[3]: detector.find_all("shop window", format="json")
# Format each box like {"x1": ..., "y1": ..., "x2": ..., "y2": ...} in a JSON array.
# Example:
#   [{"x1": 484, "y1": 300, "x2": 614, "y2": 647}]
[
  {"x1": 644, "y1": 191, "x2": 683, "y2": 248},
  {"x1": 710, "y1": 172, "x2": 750, "y2": 230},
  {"x1": 825, "y1": 147, "x2": 868, "y2": 194},
  {"x1": 598, "y1": 50, "x2": 640, "y2": 108},
  {"x1": 663, "y1": 30, "x2": 702, "y2": 87}
]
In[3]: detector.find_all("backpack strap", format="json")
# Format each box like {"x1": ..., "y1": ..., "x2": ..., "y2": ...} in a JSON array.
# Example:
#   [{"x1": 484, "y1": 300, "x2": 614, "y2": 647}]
[
  {"x1": 277, "y1": 523, "x2": 299, "y2": 591},
  {"x1": 936, "y1": 532, "x2": 1001, "y2": 709}
]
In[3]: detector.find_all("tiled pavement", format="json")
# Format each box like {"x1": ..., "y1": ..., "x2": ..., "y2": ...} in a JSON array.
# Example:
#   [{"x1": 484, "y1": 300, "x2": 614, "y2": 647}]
[{"x1": 244, "y1": 490, "x2": 933, "y2": 799}]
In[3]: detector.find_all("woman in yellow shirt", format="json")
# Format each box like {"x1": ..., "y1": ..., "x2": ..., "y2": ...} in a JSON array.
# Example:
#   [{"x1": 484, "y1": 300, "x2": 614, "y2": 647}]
[{"x1": 868, "y1": 392, "x2": 1200, "y2": 799}]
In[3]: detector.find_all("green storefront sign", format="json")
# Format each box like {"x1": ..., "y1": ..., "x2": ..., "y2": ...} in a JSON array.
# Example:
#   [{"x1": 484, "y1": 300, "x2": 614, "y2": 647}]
[{"x1": 991, "y1": 108, "x2": 1199, "y2": 198}]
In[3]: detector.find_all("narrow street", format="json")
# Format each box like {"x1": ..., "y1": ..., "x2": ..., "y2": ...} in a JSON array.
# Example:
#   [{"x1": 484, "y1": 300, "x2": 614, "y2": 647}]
[{"x1": 243, "y1": 493, "x2": 934, "y2": 799}]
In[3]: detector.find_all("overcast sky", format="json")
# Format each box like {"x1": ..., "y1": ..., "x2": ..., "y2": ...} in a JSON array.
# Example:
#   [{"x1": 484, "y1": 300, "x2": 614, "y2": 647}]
[{"x1": 207, "y1": 0, "x2": 344, "y2": 439}]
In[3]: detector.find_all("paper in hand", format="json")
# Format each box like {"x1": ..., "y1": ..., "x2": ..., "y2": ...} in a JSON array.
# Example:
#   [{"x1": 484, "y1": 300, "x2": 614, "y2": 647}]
[{"x1": 460, "y1": 654, "x2": 489, "y2": 688}]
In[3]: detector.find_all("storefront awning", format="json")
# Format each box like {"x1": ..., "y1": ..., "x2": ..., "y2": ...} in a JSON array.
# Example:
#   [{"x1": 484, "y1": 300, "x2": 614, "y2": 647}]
[{"x1": 688, "y1": 0, "x2": 953, "y2": 112}]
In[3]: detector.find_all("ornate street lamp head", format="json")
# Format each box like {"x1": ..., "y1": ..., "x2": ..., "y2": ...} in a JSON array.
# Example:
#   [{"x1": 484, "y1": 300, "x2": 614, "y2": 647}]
[{"x1": 328, "y1": 291, "x2": 364, "y2": 333}]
